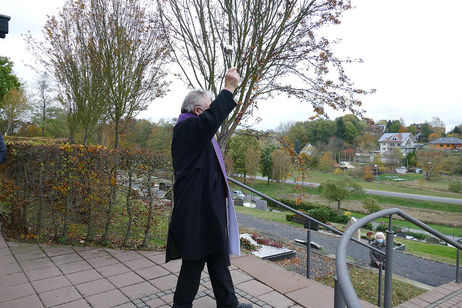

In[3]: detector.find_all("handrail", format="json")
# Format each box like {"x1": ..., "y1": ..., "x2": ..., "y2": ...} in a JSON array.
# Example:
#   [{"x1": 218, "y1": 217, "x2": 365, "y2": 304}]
[
  {"x1": 227, "y1": 177, "x2": 385, "y2": 256},
  {"x1": 336, "y1": 208, "x2": 462, "y2": 308}
]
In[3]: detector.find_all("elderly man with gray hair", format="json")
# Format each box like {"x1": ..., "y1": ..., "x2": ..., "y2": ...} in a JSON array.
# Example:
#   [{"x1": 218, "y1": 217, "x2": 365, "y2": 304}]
[{"x1": 166, "y1": 67, "x2": 251, "y2": 308}]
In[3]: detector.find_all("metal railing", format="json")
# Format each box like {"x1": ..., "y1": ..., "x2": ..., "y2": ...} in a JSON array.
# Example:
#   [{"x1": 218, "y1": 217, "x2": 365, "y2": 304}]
[
  {"x1": 335, "y1": 208, "x2": 462, "y2": 308},
  {"x1": 227, "y1": 177, "x2": 386, "y2": 279}
]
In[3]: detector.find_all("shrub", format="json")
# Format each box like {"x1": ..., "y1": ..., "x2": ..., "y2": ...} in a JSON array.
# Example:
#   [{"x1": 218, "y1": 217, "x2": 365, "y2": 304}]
[
  {"x1": 448, "y1": 181, "x2": 462, "y2": 193},
  {"x1": 363, "y1": 167, "x2": 375, "y2": 182},
  {"x1": 332, "y1": 214, "x2": 350, "y2": 224},
  {"x1": 0, "y1": 140, "x2": 170, "y2": 249},
  {"x1": 363, "y1": 222, "x2": 373, "y2": 230},
  {"x1": 286, "y1": 213, "x2": 294, "y2": 222},
  {"x1": 307, "y1": 207, "x2": 333, "y2": 223},
  {"x1": 362, "y1": 198, "x2": 381, "y2": 214}
]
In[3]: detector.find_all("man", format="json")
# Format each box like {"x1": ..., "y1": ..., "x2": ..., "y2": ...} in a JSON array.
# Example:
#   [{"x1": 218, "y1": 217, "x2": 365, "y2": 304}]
[
  {"x1": 0, "y1": 133, "x2": 6, "y2": 164},
  {"x1": 166, "y1": 67, "x2": 251, "y2": 308},
  {"x1": 369, "y1": 231, "x2": 386, "y2": 269}
]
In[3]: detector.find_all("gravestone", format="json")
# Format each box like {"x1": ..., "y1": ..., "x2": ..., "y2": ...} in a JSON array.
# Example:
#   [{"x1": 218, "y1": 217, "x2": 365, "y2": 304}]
[
  {"x1": 255, "y1": 199, "x2": 268, "y2": 211},
  {"x1": 233, "y1": 198, "x2": 244, "y2": 206},
  {"x1": 345, "y1": 217, "x2": 360, "y2": 240},
  {"x1": 159, "y1": 182, "x2": 167, "y2": 191},
  {"x1": 426, "y1": 236, "x2": 440, "y2": 244}
]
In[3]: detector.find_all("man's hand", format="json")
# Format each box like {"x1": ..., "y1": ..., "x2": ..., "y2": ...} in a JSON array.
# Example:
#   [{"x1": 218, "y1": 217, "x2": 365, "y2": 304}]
[{"x1": 224, "y1": 67, "x2": 240, "y2": 93}]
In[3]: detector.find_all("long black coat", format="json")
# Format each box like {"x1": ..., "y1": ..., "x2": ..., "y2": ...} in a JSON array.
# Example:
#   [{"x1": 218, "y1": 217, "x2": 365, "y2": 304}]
[{"x1": 166, "y1": 90, "x2": 236, "y2": 264}]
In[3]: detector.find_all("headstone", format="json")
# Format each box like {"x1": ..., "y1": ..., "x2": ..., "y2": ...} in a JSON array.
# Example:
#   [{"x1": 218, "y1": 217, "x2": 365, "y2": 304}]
[
  {"x1": 165, "y1": 185, "x2": 172, "y2": 199},
  {"x1": 426, "y1": 236, "x2": 440, "y2": 244},
  {"x1": 255, "y1": 199, "x2": 268, "y2": 211},
  {"x1": 159, "y1": 182, "x2": 167, "y2": 191},
  {"x1": 345, "y1": 217, "x2": 360, "y2": 240},
  {"x1": 233, "y1": 198, "x2": 244, "y2": 206}
]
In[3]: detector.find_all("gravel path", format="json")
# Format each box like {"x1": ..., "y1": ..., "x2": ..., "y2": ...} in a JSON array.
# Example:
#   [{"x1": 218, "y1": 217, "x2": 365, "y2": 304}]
[{"x1": 237, "y1": 212, "x2": 460, "y2": 287}]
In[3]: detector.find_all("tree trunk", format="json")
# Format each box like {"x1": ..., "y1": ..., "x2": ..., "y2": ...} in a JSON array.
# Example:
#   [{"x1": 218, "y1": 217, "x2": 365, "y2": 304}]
[
  {"x1": 62, "y1": 193, "x2": 71, "y2": 243},
  {"x1": 36, "y1": 166, "x2": 44, "y2": 240},
  {"x1": 102, "y1": 166, "x2": 118, "y2": 244},
  {"x1": 142, "y1": 175, "x2": 154, "y2": 248},
  {"x1": 122, "y1": 169, "x2": 134, "y2": 247}
]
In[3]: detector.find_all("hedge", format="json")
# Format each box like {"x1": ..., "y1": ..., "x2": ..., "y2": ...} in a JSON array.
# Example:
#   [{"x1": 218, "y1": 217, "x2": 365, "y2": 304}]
[{"x1": 0, "y1": 140, "x2": 170, "y2": 249}]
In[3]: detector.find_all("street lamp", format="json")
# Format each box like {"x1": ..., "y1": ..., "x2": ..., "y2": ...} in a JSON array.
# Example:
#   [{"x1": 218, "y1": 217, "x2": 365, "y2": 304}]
[{"x1": 374, "y1": 164, "x2": 378, "y2": 188}]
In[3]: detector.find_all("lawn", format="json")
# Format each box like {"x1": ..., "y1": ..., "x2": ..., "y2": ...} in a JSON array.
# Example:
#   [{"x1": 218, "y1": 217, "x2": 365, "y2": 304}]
[
  {"x1": 393, "y1": 237, "x2": 459, "y2": 264},
  {"x1": 350, "y1": 212, "x2": 462, "y2": 238},
  {"x1": 317, "y1": 267, "x2": 426, "y2": 307},
  {"x1": 262, "y1": 170, "x2": 462, "y2": 199}
]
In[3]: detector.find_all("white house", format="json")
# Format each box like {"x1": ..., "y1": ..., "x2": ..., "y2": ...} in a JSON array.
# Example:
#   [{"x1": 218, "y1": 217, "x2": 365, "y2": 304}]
[{"x1": 378, "y1": 133, "x2": 417, "y2": 156}]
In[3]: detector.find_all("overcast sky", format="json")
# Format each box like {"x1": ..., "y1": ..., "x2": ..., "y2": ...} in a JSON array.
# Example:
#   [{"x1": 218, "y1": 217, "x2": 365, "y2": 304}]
[{"x1": 1, "y1": 0, "x2": 461, "y2": 131}]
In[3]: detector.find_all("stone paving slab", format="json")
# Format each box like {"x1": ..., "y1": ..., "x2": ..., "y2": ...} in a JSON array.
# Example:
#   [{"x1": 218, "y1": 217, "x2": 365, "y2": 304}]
[
  {"x1": 397, "y1": 281, "x2": 462, "y2": 308},
  {"x1": 2, "y1": 228, "x2": 461, "y2": 308}
]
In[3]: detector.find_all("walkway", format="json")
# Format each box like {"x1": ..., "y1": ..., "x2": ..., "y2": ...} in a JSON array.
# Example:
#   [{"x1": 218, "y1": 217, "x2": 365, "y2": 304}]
[
  {"x1": 397, "y1": 281, "x2": 462, "y2": 308},
  {"x1": 237, "y1": 212, "x2": 461, "y2": 287},
  {"x1": 0, "y1": 230, "x2": 377, "y2": 308}
]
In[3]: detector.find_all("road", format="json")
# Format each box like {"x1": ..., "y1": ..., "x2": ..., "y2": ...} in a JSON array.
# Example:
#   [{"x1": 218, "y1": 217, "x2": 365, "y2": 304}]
[{"x1": 251, "y1": 176, "x2": 462, "y2": 205}]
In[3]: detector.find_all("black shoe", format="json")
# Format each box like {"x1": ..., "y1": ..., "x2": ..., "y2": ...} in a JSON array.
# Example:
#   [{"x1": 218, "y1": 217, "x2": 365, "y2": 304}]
[{"x1": 235, "y1": 303, "x2": 252, "y2": 308}]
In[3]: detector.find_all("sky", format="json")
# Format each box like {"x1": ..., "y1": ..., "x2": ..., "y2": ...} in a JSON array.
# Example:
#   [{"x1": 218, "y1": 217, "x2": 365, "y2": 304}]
[{"x1": 1, "y1": 0, "x2": 461, "y2": 132}]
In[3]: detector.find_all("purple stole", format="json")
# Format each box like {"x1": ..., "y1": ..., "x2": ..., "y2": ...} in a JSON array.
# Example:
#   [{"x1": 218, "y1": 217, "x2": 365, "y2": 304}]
[{"x1": 176, "y1": 113, "x2": 241, "y2": 256}]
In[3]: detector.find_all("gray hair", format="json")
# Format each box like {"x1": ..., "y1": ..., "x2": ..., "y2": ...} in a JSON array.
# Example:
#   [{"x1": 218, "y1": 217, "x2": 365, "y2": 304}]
[
  {"x1": 375, "y1": 232, "x2": 385, "y2": 239},
  {"x1": 181, "y1": 90, "x2": 213, "y2": 113}
]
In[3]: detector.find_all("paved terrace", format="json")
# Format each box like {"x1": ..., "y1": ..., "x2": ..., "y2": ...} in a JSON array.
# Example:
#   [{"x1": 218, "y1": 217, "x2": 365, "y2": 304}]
[{"x1": 0, "y1": 230, "x2": 461, "y2": 307}]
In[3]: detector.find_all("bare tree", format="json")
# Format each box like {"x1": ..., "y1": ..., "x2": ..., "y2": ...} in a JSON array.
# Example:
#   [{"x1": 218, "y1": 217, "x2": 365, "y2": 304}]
[
  {"x1": 158, "y1": 0, "x2": 372, "y2": 149},
  {"x1": 26, "y1": 0, "x2": 170, "y2": 146},
  {"x1": 89, "y1": 0, "x2": 170, "y2": 148},
  {"x1": 32, "y1": 74, "x2": 57, "y2": 136}
]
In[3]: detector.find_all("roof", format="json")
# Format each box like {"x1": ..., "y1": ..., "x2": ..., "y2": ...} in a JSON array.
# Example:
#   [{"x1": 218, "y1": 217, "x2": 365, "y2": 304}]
[
  {"x1": 428, "y1": 137, "x2": 462, "y2": 144},
  {"x1": 378, "y1": 133, "x2": 413, "y2": 143}
]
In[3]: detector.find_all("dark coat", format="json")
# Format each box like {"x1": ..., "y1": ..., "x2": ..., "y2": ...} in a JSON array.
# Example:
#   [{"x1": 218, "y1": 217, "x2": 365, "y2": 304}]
[
  {"x1": 369, "y1": 240, "x2": 386, "y2": 267},
  {"x1": 0, "y1": 134, "x2": 5, "y2": 164},
  {"x1": 166, "y1": 90, "x2": 236, "y2": 264}
]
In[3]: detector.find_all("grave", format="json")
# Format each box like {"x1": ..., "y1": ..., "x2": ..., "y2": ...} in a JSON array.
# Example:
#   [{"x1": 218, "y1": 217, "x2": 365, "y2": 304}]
[
  {"x1": 294, "y1": 239, "x2": 323, "y2": 250},
  {"x1": 240, "y1": 234, "x2": 295, "y2": 261},
  {"x1": 255, "y1": 199, "x2": 268, "y2": 211},
  {"x1": 234, "y1": 198, "x2": 244, "y2": 206},
  {"x1": 159, "y1": 182, "x2": 167, "y2": 191},
  {"x1": 345, "y1": 217, "x2": 360, "y2": 240},
  {"x1": 426, "y1": 236, "x2": 441, "y2": 245}
]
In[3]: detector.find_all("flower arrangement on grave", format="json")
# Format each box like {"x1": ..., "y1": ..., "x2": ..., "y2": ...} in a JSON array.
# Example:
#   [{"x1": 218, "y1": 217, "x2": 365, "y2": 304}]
[{"x1": 251, "y1": 233, "x2": 283, "y2": 249}]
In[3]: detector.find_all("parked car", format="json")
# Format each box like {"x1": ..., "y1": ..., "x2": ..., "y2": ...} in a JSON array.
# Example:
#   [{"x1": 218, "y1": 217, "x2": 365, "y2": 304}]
[{"x1": 232, "y1": 190, "x2": 245, "y2": 198}]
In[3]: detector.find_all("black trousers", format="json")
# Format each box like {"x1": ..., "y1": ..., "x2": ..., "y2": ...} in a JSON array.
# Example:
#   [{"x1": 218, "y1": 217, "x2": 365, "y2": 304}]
[{"x1": 173, "y1": 252, "x2": 238, "y2": 308}]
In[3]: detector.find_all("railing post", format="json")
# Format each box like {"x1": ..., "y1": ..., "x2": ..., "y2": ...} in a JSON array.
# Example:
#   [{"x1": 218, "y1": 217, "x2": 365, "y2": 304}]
[
  {"x1": 378, "y1": 254, "x2": 383, "y2": 307},
  {"x1": 384, "y1": 215, "x2": 394, "y2": 308},
  {"x1": 334, "y1": 275, "x2": 346, "y2": 308},
  {"x1": 457, "y1": 249, "x2": 460, "y2": 283},
  {"x1": 306, "y1": 220, "x2": 311, "y2": 279}
]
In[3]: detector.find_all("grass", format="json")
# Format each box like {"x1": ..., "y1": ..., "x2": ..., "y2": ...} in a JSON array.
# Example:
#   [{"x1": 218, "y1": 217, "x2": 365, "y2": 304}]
[
  {"x1": 350, "y1": 212, "x2": 462, "y2": 237},
  {"x1": 278, "y1": 170, "x2": 462, "y2": 199},
  {"x1": 316, "y1": 266, "x2": 426, "y2": 307},
  {"x1": 394, "y1": 238, "x2": 459, "y2": 264},
  {"x1": 234, "y1": 206, "x2": 301, "y2": 228}
]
